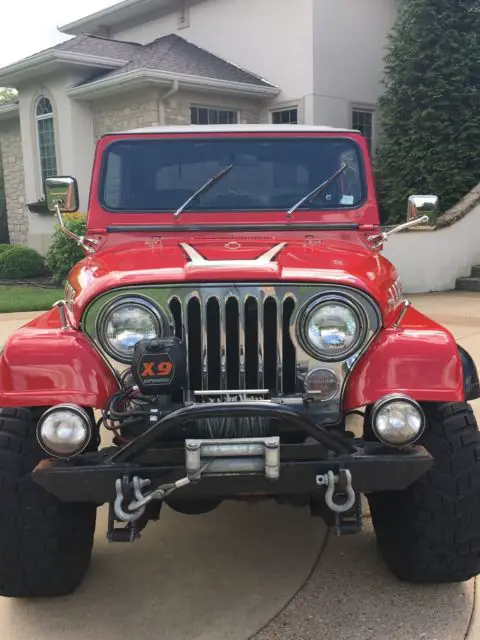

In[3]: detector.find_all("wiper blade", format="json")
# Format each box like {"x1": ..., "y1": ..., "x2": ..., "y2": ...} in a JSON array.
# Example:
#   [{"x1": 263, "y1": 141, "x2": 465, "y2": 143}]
[
  {"x1": 286, "y1": 163, "x2": 348, "y2": 219},
  {"x1": 174, "y1": 164, "x2": 234, "y2": 218}
]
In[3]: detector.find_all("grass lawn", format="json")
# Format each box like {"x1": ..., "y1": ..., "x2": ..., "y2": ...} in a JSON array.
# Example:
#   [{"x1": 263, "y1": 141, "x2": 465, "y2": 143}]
[{"x1": 0, "y1": 286, "x2": 64, "y2": 313}]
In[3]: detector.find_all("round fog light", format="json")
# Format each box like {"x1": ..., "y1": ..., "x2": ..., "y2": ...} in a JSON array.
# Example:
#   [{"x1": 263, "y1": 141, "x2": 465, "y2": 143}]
[
  {"x1": 37, "y1": 405, "x2": 92, "y2": 458},
  {"x1": 304, "y1": 368, "x2": 340, "y2": 400},
  {"x1": 371, "y1": 395, "x2": 425, "y2": 447}
]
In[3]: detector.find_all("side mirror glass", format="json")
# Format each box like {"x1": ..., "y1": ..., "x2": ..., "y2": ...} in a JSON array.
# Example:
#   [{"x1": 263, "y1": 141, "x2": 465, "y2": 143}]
[
  {"x1": 45, "y1": 176, "x2": 79, "y2": 213},
  {"x1": 406, "y1": 195, "x2": 439, "y2": 229}
]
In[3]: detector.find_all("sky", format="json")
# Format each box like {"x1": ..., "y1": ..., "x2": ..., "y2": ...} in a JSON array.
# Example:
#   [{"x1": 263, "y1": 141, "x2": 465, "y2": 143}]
[{"x1": 0, "y1": 0, "x2": 121, "y2": 68}]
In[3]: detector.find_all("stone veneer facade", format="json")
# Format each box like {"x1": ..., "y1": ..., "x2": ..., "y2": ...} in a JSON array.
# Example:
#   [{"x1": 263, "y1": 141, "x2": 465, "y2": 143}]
[
  {"x1": 92, "y1": 90, "x2": 161, "y2": 140},
  {"x1": 92, "y1": 89, "x2": 263, "y2": 138},
  {"x1": 0, "y1": 118, "x2": 27, "y2": 244}
]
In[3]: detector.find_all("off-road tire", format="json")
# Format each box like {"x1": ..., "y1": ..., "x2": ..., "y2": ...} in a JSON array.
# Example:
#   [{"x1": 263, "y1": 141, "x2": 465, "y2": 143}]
[
  {"x1": 0, "y1": 407, "x2": 97, "y2": 597},
  {"x1": 367, "y1": 402, "x2": 480, "y2": 584}
]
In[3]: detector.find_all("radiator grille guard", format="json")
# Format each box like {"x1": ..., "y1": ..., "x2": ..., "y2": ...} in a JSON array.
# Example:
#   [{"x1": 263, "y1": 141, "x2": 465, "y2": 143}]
[
  {"x1": 168, "y1": 290, "x2": 297, "y2": 395},
  {"x1": 82, "y1": 284, "x2": 382, "y2": 422}
]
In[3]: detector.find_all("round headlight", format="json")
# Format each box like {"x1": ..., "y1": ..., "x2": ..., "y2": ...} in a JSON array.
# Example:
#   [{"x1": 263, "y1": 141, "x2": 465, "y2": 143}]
[
  {"x1": 37, "y1": 405, "x2": 92, "y2": 458},
  {"x1": 299, "y1": 297, "x2": 366, "y2": 361},
  {"x1": 98, "y1": 298, "x2": 162, "y2": 363},
  {"x1": 371, "y1": 395, "x2": 425, "y2": 447}
]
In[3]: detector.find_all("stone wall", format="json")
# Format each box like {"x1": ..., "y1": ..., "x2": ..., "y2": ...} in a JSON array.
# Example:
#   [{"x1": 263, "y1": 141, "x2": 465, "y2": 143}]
[
  {"x1": 92, "y1": 88, "x2": 265, "y2": 137},
  {"x1": 165, "y1": 92, "x2": 263, "y2": 125},
  {"x1": 92, "y1": 90, "x2": 160, "y2": 139},
  {"x1": 0, "y1": 118, "x2": 27, "y2": 244}
]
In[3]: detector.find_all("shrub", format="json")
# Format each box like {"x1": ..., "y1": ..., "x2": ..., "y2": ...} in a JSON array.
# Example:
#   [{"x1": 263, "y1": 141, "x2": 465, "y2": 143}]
[
  {"x1": 375, "y1": 0, "x2": 480, "y2": 224},
  {"x1": 0, "y1": 246, "x2": 46, "y2": 280},
  {"x1": 0, "y1": 244, "x2": 12, "y2": 255},
  {"x1": 45, "y1": 212, "x2": 87, "y2": 285}
]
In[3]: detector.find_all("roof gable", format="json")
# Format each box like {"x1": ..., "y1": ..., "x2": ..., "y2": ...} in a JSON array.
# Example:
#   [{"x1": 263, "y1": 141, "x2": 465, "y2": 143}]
[{"x1": 79, "y1": 34, "x2": 275, "y2": 89}]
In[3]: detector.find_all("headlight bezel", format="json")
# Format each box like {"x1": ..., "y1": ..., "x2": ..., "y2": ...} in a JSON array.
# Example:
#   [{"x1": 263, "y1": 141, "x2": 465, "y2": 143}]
[
  {"x1": 297, "y1": 293, "x2": 369, "y2": 362},
  {"x1": 96, "y1": 296, "x2": 166, "y2": 363}
]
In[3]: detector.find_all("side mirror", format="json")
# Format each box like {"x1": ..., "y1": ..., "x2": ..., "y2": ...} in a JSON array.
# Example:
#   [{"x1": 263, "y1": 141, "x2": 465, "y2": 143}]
[
  {"x1": 406, "y1": 195, "x2": 439, "y2": 229},
  {"x1": 45, "y1": 176, "x2": 79, "y2": 213}
]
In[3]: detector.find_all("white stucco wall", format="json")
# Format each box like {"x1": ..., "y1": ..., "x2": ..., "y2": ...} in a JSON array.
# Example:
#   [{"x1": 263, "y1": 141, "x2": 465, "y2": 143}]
[
  {"x1": 312, "y1": 0, "x2": 397, "y2": 128},
  {"x1": 382, "y1": 205, "x2": 480, "y2": 293},
  {"x1": 112, "y1": 0, "x2": 315, "y2": 116}
]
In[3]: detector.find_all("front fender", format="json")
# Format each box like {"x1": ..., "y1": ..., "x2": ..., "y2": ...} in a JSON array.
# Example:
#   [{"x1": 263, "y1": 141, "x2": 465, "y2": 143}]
[
  {"x1": 344, "y1": 306, "x2": 473, "y2": 410},
  {"x1": 0, "y1": 307, "x2": 120, "y2": 408}
]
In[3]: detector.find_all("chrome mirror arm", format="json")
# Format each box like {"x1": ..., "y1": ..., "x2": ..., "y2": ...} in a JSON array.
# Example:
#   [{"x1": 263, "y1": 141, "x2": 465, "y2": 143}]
[
  {"x1": 54, "y1": 201, "x2": 97, "y2": 254},
  {"x1": 367, "y1": 215, "x2": 429, "y2": 248}
]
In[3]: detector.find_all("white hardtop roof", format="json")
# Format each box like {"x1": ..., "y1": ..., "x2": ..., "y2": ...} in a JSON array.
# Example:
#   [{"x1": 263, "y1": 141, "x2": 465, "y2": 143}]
[{"x1": 118, "y1": 124, "x2": 359, "y2": 135}]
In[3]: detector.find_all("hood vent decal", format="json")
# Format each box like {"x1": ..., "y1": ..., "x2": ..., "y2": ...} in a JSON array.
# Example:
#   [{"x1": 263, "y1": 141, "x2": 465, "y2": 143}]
[{"x1": 180, "y1": 242, "x2": 287, "y2": 269}]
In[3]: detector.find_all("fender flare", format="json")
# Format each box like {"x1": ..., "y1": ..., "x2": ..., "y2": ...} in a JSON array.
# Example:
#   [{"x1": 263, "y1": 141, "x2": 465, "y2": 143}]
[{"x1": 457, "y1": 344, "x2": 480, "y2": 401}]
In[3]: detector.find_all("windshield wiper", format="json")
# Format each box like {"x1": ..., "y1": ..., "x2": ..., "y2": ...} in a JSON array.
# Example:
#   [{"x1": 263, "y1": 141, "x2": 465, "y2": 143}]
[
  {"x1": 286, "y1": 163, "x2": 348, "y2": 219},
  {"x1": 173, "y1": 164, "x2": 234, "y2": 218}
]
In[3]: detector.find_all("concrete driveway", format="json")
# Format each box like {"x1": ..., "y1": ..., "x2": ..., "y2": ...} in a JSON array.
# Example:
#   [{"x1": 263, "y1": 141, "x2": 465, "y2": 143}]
[{"x1": 0, "y1": 292, "x2": 480, "y2": 640}]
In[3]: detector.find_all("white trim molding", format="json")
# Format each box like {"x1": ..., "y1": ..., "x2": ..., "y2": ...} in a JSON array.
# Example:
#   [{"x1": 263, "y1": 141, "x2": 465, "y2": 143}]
[
  {"x1": 0, "y1": 50, "x2": 129, "y2": 87},
  {"x1": 59, "y1": 0, "x2": 174, "y2": 35},
  {"x1": 66, "y1": 68, "x2": 280, "y2": 101},
  {"x1": 0, "y1": 101, "x2": 19, "y2": 120}
]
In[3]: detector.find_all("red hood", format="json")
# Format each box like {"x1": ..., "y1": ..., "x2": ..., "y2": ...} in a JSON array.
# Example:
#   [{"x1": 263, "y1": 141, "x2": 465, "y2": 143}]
[{"x1": 67, "y1": 234, "x2": 400, "y2": 323}]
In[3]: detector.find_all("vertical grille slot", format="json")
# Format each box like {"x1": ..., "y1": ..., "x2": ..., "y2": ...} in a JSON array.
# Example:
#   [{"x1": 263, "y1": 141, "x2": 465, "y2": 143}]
[
  {"x1": 264, "y1": 297, "x2": 278, "y2": 391},
  {"x1": 206, "y1": 298, "x2": 220, "y2": 389},
  {"x1": 169, "y1": 297, "x2": 182, "y2": 339},
  {"x1": 282, "y1": 296, "x2": 297, "y2": 394},
  {"x1": 226, "y1": 297, "x2": 240, "y2": 389},
  {"x1": 186, "y1": 297, "x2": 202, "y2": 391},
  {"x1": 244, "y1": 297, "x2": 259, "y2": 389}
]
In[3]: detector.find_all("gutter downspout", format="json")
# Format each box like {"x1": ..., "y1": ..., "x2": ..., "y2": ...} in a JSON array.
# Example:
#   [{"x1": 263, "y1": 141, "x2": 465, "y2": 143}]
[{"x1": 158, "y1": 79, "x2": 180, "y2": 125}]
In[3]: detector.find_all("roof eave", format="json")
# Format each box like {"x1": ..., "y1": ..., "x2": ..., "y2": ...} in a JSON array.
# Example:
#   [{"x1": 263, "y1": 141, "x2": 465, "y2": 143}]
[
  {"x1": 0, "y1": 50, "x2": 127, "y2": 87},
  {"x1": 0, "y1": 103, "x2": 20, "y2": 120},
  {"x1": 59, "y1": 0, "x2": 173, "y2": 36},
  {"x1": 66, "y1": 68, "x2": 280, "y2": 100}
]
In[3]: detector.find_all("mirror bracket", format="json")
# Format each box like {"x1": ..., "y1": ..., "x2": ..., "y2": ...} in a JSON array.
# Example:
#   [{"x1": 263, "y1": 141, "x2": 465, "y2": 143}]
[
  {"x1": 367, "y1": 215, "x2": 430, "y2": 248},
  {"x1": 52, "y1": 199, "x2": 97, "y2": 254}
]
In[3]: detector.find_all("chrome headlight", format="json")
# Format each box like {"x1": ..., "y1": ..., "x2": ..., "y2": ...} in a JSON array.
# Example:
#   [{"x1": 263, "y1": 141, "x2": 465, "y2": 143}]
[
  {"x1": 298, "y1": 296, "x2": 367, "y2": 361},
  {"x1": 97, "y1": 297, "x2": 163, "y2": 363}
]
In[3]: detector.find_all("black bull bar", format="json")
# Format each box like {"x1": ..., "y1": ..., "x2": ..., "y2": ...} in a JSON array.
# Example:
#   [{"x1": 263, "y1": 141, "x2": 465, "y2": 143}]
[{"x1": 32, "y1": 401, "x2": 434, "y2": 503}]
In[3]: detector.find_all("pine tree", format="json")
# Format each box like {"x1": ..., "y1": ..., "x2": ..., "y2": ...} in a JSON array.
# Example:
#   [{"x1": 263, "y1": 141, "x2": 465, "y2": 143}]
[{"x1": 375, "y1": 0, "x2": 480, "y2": 224}]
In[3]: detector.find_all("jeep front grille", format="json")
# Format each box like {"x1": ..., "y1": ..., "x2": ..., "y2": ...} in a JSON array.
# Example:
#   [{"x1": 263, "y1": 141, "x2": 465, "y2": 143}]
[{"x1": 168, "y1": 290, "x2": 297, "y2": 394}]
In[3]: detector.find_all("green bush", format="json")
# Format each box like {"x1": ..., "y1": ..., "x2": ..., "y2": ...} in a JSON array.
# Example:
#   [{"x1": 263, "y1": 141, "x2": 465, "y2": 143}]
[
  {"x1": 375, "y1": 0, "x2": 480, "y2": 224},
  {"x1": 45, "y1": 212, "x2": 87, "y2": 285},
  {"x1": 0, "y1": 246, "x2": 46, "y2": 280},
  {"x1": 0, "y1": 244, "x2": 12, "y2": 255}
]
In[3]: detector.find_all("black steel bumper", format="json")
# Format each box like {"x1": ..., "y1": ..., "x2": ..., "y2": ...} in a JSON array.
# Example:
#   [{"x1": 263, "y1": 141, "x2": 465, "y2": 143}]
[{"x1": 31, "y1": 400, "x2": 434, "y2": 503}]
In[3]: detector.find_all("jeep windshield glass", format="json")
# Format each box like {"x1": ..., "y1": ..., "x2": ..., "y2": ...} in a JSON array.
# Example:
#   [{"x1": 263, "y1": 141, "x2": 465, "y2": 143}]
[{"x1": 100, "y1": 137, "x2": 365, "y2": 213}]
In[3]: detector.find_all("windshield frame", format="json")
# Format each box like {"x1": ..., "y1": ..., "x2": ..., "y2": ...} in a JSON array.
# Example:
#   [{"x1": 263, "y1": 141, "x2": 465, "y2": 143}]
[{"x1": 97, "y1": 135, "x2": 368, "y2": 215}]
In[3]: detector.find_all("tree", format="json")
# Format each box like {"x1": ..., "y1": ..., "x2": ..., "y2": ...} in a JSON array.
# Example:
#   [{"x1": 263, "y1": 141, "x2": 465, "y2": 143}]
[
  {"x1": 375, "y1": 0, "x2": 480, "y2": 224},
  {"x1": 0, "y1": 88, "x2": 17, "y2": 104}
]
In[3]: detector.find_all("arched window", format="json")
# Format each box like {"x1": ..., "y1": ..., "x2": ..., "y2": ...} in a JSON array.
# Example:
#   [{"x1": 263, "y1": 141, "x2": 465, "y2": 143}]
[{"x1": 35, "y1": 96, "x2": 57, "y2": 185}]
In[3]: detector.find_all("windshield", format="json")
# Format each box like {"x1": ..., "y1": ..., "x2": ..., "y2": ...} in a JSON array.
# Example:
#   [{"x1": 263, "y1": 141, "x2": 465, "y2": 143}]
[{"x1": 100, "y1": 137, "x2": 365, "y2": 213}]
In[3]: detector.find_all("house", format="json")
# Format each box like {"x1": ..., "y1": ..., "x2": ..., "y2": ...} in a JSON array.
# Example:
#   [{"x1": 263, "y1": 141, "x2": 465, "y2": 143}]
[{"x1": 0, "y1": 0, "x2": 397, "y2": 252}]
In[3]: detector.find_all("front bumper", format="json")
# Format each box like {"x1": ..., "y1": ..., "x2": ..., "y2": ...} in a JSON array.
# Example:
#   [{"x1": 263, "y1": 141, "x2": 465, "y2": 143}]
[{"x1": 32, "y1": 400, "x2": 434, "y2": 503}]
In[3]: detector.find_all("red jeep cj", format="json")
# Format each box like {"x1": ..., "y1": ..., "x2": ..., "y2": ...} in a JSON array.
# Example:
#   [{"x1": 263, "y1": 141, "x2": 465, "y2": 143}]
[{"x1": 1, "y1": 125, "x2": 479, "y2": 598}]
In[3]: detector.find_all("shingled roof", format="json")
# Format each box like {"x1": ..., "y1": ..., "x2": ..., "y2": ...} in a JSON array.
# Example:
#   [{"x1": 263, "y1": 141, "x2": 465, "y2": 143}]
[
  {"x1": 71, "y1": 33, "x2": 276, "y2": 89},
  {"x1": 54, "y1": 34, "x2": 142, "y2": 62}
]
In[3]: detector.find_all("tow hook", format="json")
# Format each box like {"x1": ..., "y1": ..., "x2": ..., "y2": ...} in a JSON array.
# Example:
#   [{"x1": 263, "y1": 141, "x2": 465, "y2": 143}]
[
  {"x1": 316, "y1": 469, "x2": 356, "y2": 513},
  {"x1": 113, "y1": 474, "x2": 193, "y2": 523}
]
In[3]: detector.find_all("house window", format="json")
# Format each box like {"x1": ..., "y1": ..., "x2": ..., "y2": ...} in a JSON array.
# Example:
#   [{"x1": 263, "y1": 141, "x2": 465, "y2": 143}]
[
  {"x1": 352, "y1": 107, "x2": 375, "y2": 155},
  {"x1": 35, "y1": 96, "x2": 58, "y2": 186},
  {"x1": 271, "y1": 108, "x2": 298, "y2": 124},
  {"x1": 190, "y1": 106, "x2": 238, "y2": 125}
]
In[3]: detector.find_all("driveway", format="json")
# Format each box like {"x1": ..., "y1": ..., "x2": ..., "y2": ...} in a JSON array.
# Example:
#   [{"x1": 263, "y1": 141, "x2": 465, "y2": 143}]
[{"x1": 0, "y1": 292, "x2": 479, "y2": 640}]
